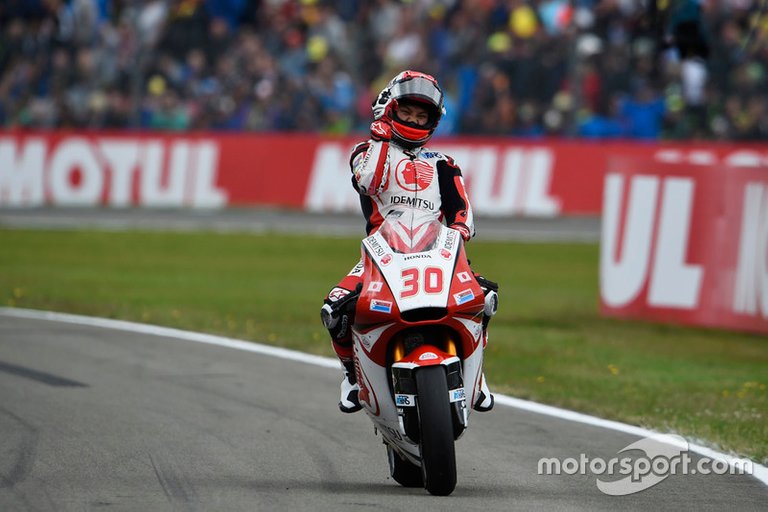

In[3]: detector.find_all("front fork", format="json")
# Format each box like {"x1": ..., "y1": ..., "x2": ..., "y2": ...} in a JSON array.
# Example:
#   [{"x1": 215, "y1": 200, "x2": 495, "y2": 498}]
[{"x1": 390, "y1": 340, "x2": 469, "y2": 443}]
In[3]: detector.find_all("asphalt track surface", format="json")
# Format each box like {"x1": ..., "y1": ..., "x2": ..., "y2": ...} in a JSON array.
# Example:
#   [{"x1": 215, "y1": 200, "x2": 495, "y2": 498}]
[
  {"x1": 0, "y1": 313, "x2": 766, "y2": 512},
  {"x1": 0, "y1": 207, "x2": 601, "y2": 242}
]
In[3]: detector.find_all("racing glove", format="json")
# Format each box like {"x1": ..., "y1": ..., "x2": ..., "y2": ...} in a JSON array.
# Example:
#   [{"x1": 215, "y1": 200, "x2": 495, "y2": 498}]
[
  {"x1": 370, "y1": 117, "x2": 393, "y2": 142},
  {"x1": 372, "y1": 88, "x2": 394, "y2": 120},
  {"x1": 450, "y1": 222, "x2": 472, "y2": 242}
]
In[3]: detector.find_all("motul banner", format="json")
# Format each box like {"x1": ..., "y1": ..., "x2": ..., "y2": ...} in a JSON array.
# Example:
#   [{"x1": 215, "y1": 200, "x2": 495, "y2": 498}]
[
  {"x1": 0, "y1": 133, "x2": 316, "y2": 209},
  {"x1": 599, "y1": 158, "x2": 768, "y2": 334},
  {"x1": 302, "y1": 140, "x2": 768, "y2": 217},
  {"x1": 1, "y1": 132, "x2": 767, "y2": 217}
]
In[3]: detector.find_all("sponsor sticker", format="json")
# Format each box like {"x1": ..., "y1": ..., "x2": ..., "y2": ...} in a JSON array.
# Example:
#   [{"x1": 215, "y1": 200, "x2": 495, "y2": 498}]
[
  {"x1": 367, "y1": 281, "x2": 383, "y2": 292},
  {"x1": 366, "y1": 236, "x2": 386, "y2": 257},
  {"x1": 350, "y1": 261, "x2": 365, "y2": 276},
  {"x1": 328, "y1": 287, "x2": 349, "y2": 301},
  {"x1": 457, "y1": 271, "x2": 472, "y2": 283},
  {"x1": 450, "y1": 388, "x2": 466, "y2": 402},
  {"x1": 454, "y1": 289, "x2": 475, "y2": 305},
  {"x1": 419, "y1": 352, "x2": 438, "y2": 361},
  {"x1": 395, "y1": 394, "x2": 416, "y2": 407},
  {"x1": 444, "y1": 230, "x2": 457, "y2": 251},
  {"x1": 440, "y1": 248, "x2": 452, "y2": 260},
  {"x1": 381, "y1": 254, "x2": 392, "y2": 266},
  {"x1": 390, "y1": 195, "x2": 436, "y2": 210},
  {"x1": 394, "y1": 159, "x2": 433, "y2": 192},
  {"x1": 370, "y1": 299, "x2": 392, "y2": 313}
]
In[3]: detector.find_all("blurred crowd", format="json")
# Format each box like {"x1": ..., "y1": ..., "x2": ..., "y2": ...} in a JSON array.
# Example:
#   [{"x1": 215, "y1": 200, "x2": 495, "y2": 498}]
[{"x1": 1, "y1": 0, "x2": 767, "y2": 140}]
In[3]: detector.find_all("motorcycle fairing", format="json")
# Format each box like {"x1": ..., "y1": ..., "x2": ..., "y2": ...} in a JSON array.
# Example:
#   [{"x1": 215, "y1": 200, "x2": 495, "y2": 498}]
[
  {"x1": 361, "y1": 225, "x2": 460, "y2": 312},
  {"x1": 349, "y1": 208, "x2": 489, "y2": 466}
]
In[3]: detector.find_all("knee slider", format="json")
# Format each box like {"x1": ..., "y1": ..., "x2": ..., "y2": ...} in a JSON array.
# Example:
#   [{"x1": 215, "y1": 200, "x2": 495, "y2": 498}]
[
  {"x1": 484, "y1": 290, "x2": 498, "y2": 317},
  {"x1": 321, "y1": 303, "x2": 338, "y2": 329}
]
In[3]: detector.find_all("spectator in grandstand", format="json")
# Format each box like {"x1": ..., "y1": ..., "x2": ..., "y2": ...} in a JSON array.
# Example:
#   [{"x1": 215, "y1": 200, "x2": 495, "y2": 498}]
[
  {"x1": 0, "y1": 0, "x2": 765, "y2": 141},
  {"x1": 578, "y1": 94, "x2": 626, "y2": 138},
  {"x1": 619, "y1": 82, "x2": 667, "y2": 140}
]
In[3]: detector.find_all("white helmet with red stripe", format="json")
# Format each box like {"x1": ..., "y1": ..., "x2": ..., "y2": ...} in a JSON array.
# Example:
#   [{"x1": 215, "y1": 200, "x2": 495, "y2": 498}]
[{"x1": 374, "y1": 70, "x2": 445, "y2": 148}]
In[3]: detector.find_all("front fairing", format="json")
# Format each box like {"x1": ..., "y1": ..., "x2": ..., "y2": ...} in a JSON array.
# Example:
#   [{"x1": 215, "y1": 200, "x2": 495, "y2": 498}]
[
  {"x1": 362, "y1": 209, "x2": 476, "y2": 313},
  {"x1": 354, "y1": 208, "x2": 485, "y2": 362}
]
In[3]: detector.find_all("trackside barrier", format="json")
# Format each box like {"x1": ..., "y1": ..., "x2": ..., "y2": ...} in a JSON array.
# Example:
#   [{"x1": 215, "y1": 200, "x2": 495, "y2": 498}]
[
  {"x1": 2, "y1": 132, "x2": 768, "y2": 217},
  {"x1": 3, "y1": 132, "x2": 767, "y2": 333},
  {"x1": 599, "y1": 158, "x2": 768, "y2": 334}
]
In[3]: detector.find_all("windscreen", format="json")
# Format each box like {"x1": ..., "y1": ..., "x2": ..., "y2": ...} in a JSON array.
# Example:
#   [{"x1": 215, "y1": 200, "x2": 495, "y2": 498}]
[{"x1": 378, "y1": 209, "x2": 442, "y2": 254}]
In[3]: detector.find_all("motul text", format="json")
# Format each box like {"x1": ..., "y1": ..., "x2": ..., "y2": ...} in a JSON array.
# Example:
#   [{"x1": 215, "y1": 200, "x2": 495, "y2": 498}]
[
  {"x1": 600, "y1": 159, "x2": 768, "y2": 334},
  {"x1": 0, "y1": 136, "x2": 226, "y2": 208}
]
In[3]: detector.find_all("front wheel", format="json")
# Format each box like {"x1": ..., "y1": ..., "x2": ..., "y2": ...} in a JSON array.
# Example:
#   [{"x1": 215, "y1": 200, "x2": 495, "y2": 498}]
[{"x1": 415, "y1": 365, "x2": 457, "y2": 496}]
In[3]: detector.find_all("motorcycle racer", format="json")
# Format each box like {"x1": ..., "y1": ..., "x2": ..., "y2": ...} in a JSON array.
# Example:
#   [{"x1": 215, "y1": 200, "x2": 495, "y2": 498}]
[{"x1": 321, "y1": 70, "x2": 497, "y2": 414}]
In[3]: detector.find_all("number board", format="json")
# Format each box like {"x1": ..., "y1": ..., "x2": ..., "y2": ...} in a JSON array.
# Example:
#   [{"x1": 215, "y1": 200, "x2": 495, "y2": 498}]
[{"x1": 363, "y1": 227, "x2": 460, "y2": 312}]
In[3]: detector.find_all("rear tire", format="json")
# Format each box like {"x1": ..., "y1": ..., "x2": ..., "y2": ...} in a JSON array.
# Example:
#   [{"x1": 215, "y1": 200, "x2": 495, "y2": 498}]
[
  {"x1": 415, "y1": 366, "x2": 457, "y2": 496},
  {"x1": 387, "y1": 444, "x2": 423, "y2": 487}
]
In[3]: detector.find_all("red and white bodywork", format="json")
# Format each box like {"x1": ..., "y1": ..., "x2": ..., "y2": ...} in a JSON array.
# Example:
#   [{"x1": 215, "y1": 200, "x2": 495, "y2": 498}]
[{"x1": 351, "y1": 208, "x2": 486, "y2": 465}]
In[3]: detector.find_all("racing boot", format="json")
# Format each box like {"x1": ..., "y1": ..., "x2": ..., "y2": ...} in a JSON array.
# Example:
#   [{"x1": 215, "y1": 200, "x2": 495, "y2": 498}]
[
  {"x1": 474, "y1": 371, "x2": 495, "y2": 412},
  {"x1": 338, "y1": 359, "x2": 363, "y2": 413},
  {"x1": 474, "y1": 276, "x2": 497, "y2": 412}
]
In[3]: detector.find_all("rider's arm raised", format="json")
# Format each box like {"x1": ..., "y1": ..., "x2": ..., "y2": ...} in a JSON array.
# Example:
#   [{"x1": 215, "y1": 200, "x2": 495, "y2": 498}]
[
  {"x1": 437, "y1": 156, "x2": 475, "y2": 241},
  {"x1": 349, "y1": 140, "x2": 390, "y2": 196}
]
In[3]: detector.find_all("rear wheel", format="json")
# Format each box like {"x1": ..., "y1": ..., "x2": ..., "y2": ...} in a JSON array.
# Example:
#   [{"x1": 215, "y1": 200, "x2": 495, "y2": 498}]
[
  {"x1": 387, "y1": 444, "x2": 423, "y2": 487},
  {"x1": 415, "y1": 366, "x2": 457, "y2": 496}
]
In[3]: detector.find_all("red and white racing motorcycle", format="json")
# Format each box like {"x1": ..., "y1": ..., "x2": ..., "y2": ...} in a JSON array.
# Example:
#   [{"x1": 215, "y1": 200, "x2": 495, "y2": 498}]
[{"x1": 327, "y1": 208, "x2": 496, "y2": 496}]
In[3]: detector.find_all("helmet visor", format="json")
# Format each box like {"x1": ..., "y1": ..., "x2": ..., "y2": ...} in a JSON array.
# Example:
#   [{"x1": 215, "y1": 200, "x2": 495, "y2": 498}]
[{"x1": 390, "y1": 77, "x2": 443, "y2": 109}]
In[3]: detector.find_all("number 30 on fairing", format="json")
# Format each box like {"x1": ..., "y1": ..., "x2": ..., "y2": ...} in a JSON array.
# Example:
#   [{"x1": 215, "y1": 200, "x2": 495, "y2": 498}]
[{"x1": 400, "y1": 267, "x2": 444, "y2": 298}]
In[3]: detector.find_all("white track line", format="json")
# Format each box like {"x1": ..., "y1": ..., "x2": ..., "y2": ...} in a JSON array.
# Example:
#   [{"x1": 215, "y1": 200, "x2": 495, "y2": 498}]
[{"x1": 1, "y1": 306, "x2": 766, "y2": 487}]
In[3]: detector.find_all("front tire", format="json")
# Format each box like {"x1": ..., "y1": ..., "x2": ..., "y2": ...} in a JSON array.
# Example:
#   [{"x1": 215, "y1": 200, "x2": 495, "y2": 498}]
[{"x1": 415, "y1": 366, "x2": 457, "y2": 496}]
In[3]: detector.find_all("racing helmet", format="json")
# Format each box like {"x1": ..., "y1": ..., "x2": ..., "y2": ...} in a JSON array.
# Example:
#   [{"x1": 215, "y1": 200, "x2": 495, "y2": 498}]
[{"x1": 376, "y1": 70, "x2": 445, "y2": 148}]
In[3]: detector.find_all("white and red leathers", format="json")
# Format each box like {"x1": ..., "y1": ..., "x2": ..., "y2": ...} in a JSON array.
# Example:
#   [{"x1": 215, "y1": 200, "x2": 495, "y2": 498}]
[
  {"x1": 351, "y1": 140, "x2": 474, "y2": 238},
  {"x1": 323, "y1": 70, "x2": 495, "y2": 414},
  {"x1": 325, "y1": 138, "x2": 475, "y2": 361}
]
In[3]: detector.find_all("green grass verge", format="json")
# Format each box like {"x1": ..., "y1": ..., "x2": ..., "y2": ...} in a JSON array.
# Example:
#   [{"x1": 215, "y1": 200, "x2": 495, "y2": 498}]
[{"x1": 1, "y1": 228, "x2": 766, "y2": 463}]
